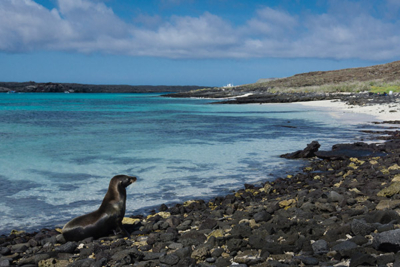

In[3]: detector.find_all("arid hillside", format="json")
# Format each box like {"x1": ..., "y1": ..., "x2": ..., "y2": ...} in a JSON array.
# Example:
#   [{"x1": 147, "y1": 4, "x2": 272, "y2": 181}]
[{"x1": 252, "y1": 60, "x2": 400, "y2": 89}]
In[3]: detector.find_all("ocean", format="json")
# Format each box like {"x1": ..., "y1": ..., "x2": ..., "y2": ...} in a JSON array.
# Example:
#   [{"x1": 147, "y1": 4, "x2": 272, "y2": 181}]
[{"x1": 0, "y1": 93, "x2": 373, "y2": 234}]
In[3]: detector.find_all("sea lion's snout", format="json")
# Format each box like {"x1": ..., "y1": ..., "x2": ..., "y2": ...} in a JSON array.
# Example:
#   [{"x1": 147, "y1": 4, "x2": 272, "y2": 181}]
[{"x1": 129, "y1": 176, "x2": 137, "y2": 184}]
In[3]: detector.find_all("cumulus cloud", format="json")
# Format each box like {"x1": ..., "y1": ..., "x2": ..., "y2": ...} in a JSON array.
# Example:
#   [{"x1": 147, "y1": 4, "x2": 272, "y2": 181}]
[{"x1": 0, "y1": 0, "x2": 399, "y2": 60}]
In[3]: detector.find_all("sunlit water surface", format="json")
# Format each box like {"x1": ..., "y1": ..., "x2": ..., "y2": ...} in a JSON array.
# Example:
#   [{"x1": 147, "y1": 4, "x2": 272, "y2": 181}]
[{"x1": 0, "y1": 93, "x2": 375, "y2": 234}]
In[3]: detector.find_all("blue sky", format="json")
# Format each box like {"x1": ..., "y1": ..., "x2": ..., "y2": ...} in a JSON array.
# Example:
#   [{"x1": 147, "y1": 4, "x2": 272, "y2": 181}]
[{"x1": 1, "y1": 0, "x2": 399, "y2": 86}]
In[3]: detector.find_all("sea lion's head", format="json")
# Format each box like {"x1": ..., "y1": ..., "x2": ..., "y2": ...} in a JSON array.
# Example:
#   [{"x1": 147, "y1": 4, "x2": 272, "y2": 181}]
[{"x1": 111, "y1": 174, "x2": 137, "y2": 188}]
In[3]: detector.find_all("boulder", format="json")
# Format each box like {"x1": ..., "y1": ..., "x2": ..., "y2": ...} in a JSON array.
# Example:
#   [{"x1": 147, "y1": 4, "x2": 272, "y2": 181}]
[
  {"x1": 373, "y1": 229, "x2": 400, "y2": 252},
  {"x1": 280, "y1": 141, "x2": 320, "y2": 159}
]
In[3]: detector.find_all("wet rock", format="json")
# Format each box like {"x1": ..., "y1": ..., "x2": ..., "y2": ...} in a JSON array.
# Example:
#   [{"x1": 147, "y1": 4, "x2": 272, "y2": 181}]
[{"x1": 280, "y1": 141, "x2": 320, "y2": 159}]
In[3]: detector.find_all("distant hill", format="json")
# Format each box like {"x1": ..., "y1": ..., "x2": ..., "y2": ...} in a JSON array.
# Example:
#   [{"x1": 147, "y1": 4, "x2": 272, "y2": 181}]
[
  {"x1": 166, "y1": 60, "x2": 400, "y2": 100},
  {"x1": 250, "y1": 60, "x2": 400, "y2": 89},
  {"x1": 0, "y1": 82, "x2": 210, "y2": 93}
]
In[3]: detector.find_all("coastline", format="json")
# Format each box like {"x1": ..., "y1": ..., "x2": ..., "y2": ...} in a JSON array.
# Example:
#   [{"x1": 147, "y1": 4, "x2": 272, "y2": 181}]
[
  {"x1": 1, "y1": 100, "x2": 400, "y2": 266},
  {"x1": 295, "y1": 99, "x2": 400, "y2": 123}
]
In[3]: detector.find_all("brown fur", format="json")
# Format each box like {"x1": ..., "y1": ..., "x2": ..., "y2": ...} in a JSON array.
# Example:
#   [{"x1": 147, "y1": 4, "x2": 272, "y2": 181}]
[{"x1": 62, "y1": 175, "x2": 137, "y2": 241}]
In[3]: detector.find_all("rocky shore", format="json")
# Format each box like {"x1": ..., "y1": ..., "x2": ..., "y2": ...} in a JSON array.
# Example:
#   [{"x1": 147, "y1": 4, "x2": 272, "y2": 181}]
[
  {"x1": 1, "y1": 119, "x2": 400, "y2": 266},
  {"x1": 0, "y1": 82, "x2": 208, "y2": 94},
  {"x1": 165, "y1": 90, "x2": 400, "y2": 106}
]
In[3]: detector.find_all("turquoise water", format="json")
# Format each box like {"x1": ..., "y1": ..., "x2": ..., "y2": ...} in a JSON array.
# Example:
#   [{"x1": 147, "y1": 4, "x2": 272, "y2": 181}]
[{"x1": 0, "y1": 93, "x2": 369, "y2": 234}]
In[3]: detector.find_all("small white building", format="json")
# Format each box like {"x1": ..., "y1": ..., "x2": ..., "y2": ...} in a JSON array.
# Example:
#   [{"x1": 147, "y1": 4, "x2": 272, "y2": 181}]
[{"x1": 224, "y1": 83, "x2": 234, "y2": 88}]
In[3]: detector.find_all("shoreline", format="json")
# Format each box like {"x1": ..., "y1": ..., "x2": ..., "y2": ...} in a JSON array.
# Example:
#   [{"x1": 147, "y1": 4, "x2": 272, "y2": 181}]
[
  {"x1": 295, "y1": 99, "x2": 400, "y2": 123},
  {"x1": 1, "y1": 100, "x2": 400, "y2": 266}
]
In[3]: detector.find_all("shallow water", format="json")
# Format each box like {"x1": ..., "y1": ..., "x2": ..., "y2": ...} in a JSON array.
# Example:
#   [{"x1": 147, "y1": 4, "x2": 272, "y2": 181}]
[{"x1": 0, "y1": 93, "x2": 372, "y2": 234}]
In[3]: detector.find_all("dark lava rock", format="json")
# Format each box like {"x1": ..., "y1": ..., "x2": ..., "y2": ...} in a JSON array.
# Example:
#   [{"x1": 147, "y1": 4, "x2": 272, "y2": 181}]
[
  {"x1": 199, "y1": 218, "x2": 217, "y2": 231},
  {"x1": 280, "y1": 141, "x2": 320, "y2": 159},
  {"x1": 55, "y1": 241, "x2": 77, "y2": 253},
  {"x1": 332, "y1": 240, "x2": 358, "y2": 255},
  {"x1": 365, "y1": 210, "x2": 400, "y2": 224},
  {"x1": 373, "y1": 229, "x2": 400, "y2": 252},
  {"x1": 351, "y1": 219, "x2": 375, "y2": 236},
  {"x1": 253, "y1": 211, "x2": 272, "y2": 223},
  {"x1": 312, "y1": 239, "x2": 328, "y2": 254},
  {"x1": 227, "y1": 238, "x2": 248, "y2": 252},
  {"x1": 69, "y1": 258, "x2": 95, "y2": 267},
  {"x1": 160, "y1": 253, "x2": 180, "y2": 265},
  {"x1": 295, "y1": 255, "x2": 319, "y2": 266},
  {"x1": 179, "y1": 231, "x2": 207, "y2": 247},
  {"x1": 231, "y1": 223, "x2": 252, "y2": 238},
  {"x1": 315, "y1": 142, "x2": 386, "y2": 160},
  {"x1": 350, "y1": 253, "x2": 376, "y2": 267}
]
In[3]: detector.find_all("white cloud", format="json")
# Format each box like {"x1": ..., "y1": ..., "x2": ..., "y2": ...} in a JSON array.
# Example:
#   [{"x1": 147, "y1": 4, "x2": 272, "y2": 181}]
[{"x1": 0, "y1": 0, "x2": 399, "y2": 60}]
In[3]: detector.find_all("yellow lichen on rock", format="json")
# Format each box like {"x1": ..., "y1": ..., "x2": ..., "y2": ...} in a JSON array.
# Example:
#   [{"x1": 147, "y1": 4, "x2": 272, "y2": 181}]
[
  {"x1": 392, "y1": 174, "x2": 400, "y2": 182},
  {"x1": 279, "y1": 199, "x2": 296, "y2": 209},
  {"x1": 348, "y1": 162, "x2": 358, "y2": 169},
  {"x1": 38, "y1": 258, "x2": 69, "y2": 267},
  {"x1": 207, "y1": 229, "x2": 224, "y2": 239},
  {"x1": 10, "y1": 229, "x2": 25, "y2": 235},
  {"x1": 263, "y1": 183, "x2": 272, "y2": 194},
  {"x1": 389, "y1": 164, "x2": 400, "y2": 171},
  {"x1": 146, "y1": 211, "x2": 171, "y2": 220},
  {"x1": 122, "y1": 217, "x2": 141, "y2": 225},
  {"x1": 184, "y1": 200, "x2": 197, "y2": 206},
  {"x1": 334, "y1": 180, "x2": 343, "y2": 188},
  {"x1": 350, "y1": 157, "x2": 365, "y2": 165},
  {"x1": 377, "y1": 182, "x2": 400, "y2": 197},
  {"x1": 349, "y1": 188, "x2": 362, "y2": 195},
  {"x1": 343, "y1": 170, "x2": 353, "y2": 179}
]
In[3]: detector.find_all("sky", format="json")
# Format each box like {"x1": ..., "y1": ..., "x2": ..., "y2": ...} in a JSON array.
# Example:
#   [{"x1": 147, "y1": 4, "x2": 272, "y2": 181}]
[{"x1": 0, "y1": 0, "x2": 400, "y2": 86}]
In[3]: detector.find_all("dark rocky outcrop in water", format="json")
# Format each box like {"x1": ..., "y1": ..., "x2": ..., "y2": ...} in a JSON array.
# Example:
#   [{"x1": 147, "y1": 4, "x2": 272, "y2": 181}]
[
  {"x1": 0, "y1": 81, "x2": 210, "y2": 93},
  {"x1": 1, "y1": 121, "x2": 400, "y2": 266},
  {"x1": 280, "y1": 141, "x2": 321, "y2": 159}
]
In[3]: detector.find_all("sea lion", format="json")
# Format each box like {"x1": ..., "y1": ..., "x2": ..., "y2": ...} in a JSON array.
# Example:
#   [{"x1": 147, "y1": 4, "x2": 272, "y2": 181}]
[{"x1": 62, "y1": 175, "x2": 137, "y2": 241}]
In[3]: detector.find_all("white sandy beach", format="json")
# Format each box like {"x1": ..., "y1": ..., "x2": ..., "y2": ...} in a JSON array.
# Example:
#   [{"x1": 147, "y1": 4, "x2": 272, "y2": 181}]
[{"x1": 295, "y1": 99, "x2": 400, "y2": 124}]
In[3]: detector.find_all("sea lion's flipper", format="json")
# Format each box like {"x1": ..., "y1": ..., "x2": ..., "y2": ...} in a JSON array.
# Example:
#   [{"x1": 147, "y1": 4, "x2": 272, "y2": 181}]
[{"x1": 116, "y1": 222, "x2": 130, "y2": 237}]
